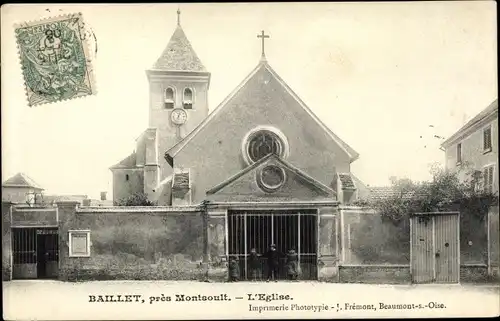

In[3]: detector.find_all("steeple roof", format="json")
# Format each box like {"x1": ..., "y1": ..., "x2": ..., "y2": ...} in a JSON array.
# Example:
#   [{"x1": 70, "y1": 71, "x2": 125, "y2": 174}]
[{"x1": 151, "y1": 25, "x2": 207, "y2": 72}]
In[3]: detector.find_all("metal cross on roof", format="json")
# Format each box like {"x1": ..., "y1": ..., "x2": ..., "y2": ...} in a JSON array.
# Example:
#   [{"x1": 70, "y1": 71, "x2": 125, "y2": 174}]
[
  {"x1": 257, "y1": 30, "x2": 270, "y2": 61},
  {"x1": 177, "y1": 7, "x2": 181, "y2": 26}
]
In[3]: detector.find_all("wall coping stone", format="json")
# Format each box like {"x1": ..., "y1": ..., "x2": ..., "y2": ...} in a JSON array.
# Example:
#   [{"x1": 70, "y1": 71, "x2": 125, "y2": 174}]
[
  {"x1": 12, "y1": 205, "x2": 57, "y2": 209},
  {"x1": 207, "y1": 201, "x2": 340, "y2": 209},
  {"x1": 339, "y1": 206, "x2": 377, "y2": 214},
  {"x1": 339, "y1": 264, "x2": 410, "y2": 268},
  {"x1": 76, "y1": 206, "x2": 203, "y2": 213}
]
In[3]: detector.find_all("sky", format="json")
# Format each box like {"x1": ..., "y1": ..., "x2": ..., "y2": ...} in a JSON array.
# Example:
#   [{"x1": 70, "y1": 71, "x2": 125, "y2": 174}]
[{"x1": 1, "y1": 2, "x2": 497, "y2": 199}]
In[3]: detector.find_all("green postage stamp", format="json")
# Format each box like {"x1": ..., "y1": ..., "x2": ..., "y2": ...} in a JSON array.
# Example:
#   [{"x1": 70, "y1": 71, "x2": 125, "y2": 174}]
[{"x1": 15, "y1": 13, "x2": 96, "y2": 106}]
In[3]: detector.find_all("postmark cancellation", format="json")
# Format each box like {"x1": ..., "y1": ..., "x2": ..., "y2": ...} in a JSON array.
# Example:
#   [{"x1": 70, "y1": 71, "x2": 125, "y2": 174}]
[{"x1": 14, "y1": 13, "x2": 96, "y2": 106}]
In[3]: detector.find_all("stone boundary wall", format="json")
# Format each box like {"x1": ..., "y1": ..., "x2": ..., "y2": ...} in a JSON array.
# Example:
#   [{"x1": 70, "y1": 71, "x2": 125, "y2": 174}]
[
  {"x1": 5, "y1": 202, "x2": 496, "y2": 283},
  {"x1": 58, "y1": 203, "x2": 207, "y2": 281}
]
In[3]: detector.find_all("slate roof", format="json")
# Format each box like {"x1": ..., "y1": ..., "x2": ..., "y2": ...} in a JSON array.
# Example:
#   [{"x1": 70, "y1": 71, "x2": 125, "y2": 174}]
[
  {"x1": 2, "y1": 173, "x2": 44, "y2": 190},
  {"x1": 151, "y1": 25, "x2": 207, "y2": 72},
  {"x1": 110, "y1": 152, "x2": 137, "y2": 170},
  {"x1": 165, "y1": 60, "x2": 359, "y2": 162},
  {"x1": 172, "y1": 171, "x2": 190, "y2": 189},
  {"x1": 337, "y1": 173, "x2": 356, "y2": 190}
]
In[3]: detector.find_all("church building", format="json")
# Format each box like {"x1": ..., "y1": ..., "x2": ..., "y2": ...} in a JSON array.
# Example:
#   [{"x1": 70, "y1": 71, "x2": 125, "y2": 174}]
[{"x1": 109, "y1": 11, "x2": 365, "y2": 279}]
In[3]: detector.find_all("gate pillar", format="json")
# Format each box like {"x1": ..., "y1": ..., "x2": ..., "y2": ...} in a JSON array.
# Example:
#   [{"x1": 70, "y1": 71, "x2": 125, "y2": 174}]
[
  {"x1": 206, "y1": 209, "x2": 228, "y2": 281},
  {"x1": 318, "y1": 206, "x2": 340, "y2": 282},
  {"x1": 2, "y1": 202, "x2": 13, "y2": 281},
  {"x1": 56, "y1": 201, "x2": 79, "y2": 281}
]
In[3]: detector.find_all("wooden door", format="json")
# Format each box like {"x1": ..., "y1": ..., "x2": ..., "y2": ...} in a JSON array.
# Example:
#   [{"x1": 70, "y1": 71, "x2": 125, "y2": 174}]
[
  {"x1": 411, "y1": 215, "x2": 434, "y2": 283},
  {"x1": 434, "y1": 214, "x2": 459, "y2": 283},
  {"x1": 411, "y1": 213, "x2": 460, "y2": 284}
]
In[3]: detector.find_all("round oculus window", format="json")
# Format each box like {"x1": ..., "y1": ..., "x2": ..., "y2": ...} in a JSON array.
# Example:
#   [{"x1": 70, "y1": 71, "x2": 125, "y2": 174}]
[
  {"x1": 243, "y1": 128, "x2": 288, "y2": 164},
  {"x1": 258, "y1": 165, "x2": 286, "y2": 192}
]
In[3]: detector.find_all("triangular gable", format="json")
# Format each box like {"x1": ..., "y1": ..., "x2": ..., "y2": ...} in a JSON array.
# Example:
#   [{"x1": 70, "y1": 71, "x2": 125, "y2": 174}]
[
  {"x1": 151, "y1": 26, "x2": 206, "y2": 72},
  {"x1": 165, "y1": 61, "x2": 359, "y2": 162},
  {"x1": 206, "y1": 154, "x2": 335, "y2": 201},
  {"x1": 2, "y1": 173, "x2": 44, "y2": 190}
]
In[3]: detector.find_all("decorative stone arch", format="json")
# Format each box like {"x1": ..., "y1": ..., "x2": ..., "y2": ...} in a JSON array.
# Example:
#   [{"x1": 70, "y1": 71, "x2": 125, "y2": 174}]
[
  {"x1": 164, "y1": 86, "x2": 176, "y2": 109},
  {"x1": 183, "y1": 87, "x2": 195, "y2": 109}
]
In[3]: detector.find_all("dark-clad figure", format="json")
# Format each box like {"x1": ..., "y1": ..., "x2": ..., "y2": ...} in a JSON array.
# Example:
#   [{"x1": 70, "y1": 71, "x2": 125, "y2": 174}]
[
  {"x1": 248, "y1": 248, "x2": 261, "y2": 281},
  {"x1": 264, "y1": 244, "x2": 282, "y2": 282},
  {"x1": 286, "y1": 249, "x2": 299, "y2": 281},
  {"x1": 228, "y1": 256, "x2": 240, "y2": 282}
]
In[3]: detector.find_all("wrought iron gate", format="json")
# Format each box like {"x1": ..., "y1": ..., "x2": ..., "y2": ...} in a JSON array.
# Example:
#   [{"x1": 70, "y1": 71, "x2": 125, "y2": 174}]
[
  {"x1": 12, "y1": 227, "x2": 59, "y2": 279},
  {"x1": 228, "y1": 209, "x2": 317, "y2": 280}
]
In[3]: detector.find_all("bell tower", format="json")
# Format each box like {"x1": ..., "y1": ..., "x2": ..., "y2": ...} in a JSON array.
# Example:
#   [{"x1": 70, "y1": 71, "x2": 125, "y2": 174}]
[{"x1": 146, "y1": 9, "x2": 210, "y2": 181}]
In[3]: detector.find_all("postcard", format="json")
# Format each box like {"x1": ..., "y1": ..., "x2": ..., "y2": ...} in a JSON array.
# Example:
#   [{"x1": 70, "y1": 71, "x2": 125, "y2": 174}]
[{"x1": 1, "y1": 2, "x2": 498, "y2": 320}]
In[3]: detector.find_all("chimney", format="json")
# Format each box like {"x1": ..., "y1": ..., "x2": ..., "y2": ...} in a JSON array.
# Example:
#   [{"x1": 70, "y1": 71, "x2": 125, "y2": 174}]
[{"x1": 100, "y1": 191, "x2": 107, "y2": 201}]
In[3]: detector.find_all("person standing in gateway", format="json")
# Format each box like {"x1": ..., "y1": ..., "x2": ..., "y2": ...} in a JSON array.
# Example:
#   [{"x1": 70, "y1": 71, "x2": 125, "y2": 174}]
[
  {"x1": 286, "y1": 248, "x2": 299, "y2": 281},
  {"x1": 248, "y1": 248, "x2": 261, "y2": 281},
  {"x1": 264, "y1": 244, "x2": 282, "y2": 282},
  {"x1": 228, "y1": 256, "x2": 240, "y2": 282}
]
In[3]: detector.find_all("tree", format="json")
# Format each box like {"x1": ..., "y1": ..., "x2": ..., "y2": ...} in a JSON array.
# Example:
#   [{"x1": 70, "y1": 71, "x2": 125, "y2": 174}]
[
  {"x1": 362, "y1": 164, "x2": 497, "y2": 221},
  {"x1": 115, "y1": 192, "x2": 157, "y2": 206}
]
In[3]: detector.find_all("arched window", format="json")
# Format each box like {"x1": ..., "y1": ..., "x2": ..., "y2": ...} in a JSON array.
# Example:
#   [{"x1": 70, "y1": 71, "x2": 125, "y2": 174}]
[
  {"x1": 164, "y1": 87, "x2": 175, "y2": 109},
  {"x1": 125, "y1": 174, "x2": 129, "y2": 181},
  {"x1": 183, "y1": 88, "x2": 193, "y2": 109}
]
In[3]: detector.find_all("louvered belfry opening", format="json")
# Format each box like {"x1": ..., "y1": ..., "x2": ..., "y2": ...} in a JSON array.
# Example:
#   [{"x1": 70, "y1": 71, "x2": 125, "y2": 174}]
[{"x1": 227, "y1": 209, "x2": 317, "y2": 280}]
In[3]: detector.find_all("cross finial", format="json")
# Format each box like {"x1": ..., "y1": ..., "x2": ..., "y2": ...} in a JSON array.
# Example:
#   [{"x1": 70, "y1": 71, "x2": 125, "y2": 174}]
[
  {"x1": 177, "y1": 7, "x2": 181, "y2": 26},
  {"x1": 257, "y1": 30, "x2": 270, "y2": 61}
]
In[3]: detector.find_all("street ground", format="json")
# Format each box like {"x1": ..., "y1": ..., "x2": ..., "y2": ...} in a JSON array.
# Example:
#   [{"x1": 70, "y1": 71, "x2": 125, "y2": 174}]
[{"x1": 3, "y1": 280, "x2": 499, "y2": 320}]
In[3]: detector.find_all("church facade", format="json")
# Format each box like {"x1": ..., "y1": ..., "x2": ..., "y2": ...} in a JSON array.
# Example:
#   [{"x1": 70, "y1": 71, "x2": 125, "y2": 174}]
[{"x1": 107, "y1": 13, "x2": 366, "y2": 280}]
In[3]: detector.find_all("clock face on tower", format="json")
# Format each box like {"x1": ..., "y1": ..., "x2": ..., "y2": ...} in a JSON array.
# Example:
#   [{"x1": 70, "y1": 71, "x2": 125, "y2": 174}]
[{"x1": 171, "y1": 108, "x2": 188, "y2": 125}]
